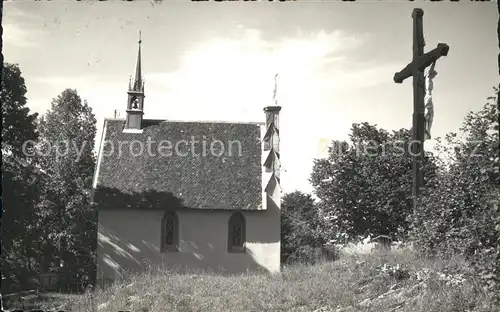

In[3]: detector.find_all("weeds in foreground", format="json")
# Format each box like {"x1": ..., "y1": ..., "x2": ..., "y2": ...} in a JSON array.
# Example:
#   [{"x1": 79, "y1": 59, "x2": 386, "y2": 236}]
[{"x1": 10, "y1": 249, "x2": 498, "y2": 312}]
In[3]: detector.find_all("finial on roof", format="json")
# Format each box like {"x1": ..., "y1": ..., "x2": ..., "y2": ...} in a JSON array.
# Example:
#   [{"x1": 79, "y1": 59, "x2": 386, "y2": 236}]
[{"x1": 272, "y1": 73, "x2": 278, "y2": 106}]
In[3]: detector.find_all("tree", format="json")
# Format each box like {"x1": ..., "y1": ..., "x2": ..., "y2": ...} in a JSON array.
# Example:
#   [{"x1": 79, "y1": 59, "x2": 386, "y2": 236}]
[
  {"x1": 1, "y1": 63, "x2": 41, "y2": 291},
  {"x1": 281, "y1": 191, "x2": 327, "y2": 264},
  {"x1": 310, "y1": 122, "x2": 438, "y2": 242},
  {"x1": 36, "y1": 89, "x2": 97, "y2": 288},
  {"x1": 1, "y1": 63, "x2": 38, "y2": 157}
]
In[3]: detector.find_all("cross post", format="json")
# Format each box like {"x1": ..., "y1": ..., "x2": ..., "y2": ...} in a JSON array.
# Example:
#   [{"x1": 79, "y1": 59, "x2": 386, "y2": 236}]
[{"x1": 393, "y1": 8, "x2": 449, "y2": 212}]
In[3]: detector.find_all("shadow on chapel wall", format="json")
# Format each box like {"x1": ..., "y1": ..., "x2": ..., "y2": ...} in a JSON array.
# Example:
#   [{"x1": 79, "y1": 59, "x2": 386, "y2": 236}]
[{"x1": 94, "y1": 186, "x2": 271, "y2": 283}]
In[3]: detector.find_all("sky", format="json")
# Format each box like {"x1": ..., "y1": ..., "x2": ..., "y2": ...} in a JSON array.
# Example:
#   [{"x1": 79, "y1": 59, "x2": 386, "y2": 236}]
[{"x1": 3, "y1": 1, "x2": 498, "y2": 194}]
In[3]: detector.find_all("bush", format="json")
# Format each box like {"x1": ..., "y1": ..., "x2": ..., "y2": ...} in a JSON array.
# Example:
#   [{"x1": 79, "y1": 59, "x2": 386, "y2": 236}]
[
  {"x1": 281, "y1": 191, "x2": 327, "y2": 264},
  {"x1": 409, "y1": 88, "x2": 499, "y2": 300}
]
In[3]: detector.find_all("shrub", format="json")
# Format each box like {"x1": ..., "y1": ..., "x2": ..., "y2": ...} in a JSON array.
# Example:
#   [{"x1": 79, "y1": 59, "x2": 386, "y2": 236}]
[{"x1": 409, "y1": 88, "x2": 499, "y2": 300}]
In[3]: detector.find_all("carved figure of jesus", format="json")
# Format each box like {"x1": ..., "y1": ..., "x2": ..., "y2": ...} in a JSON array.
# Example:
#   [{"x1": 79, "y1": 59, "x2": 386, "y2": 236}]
[{"x1": 424, "y1": 62, "x2": 437, "y2": 140}]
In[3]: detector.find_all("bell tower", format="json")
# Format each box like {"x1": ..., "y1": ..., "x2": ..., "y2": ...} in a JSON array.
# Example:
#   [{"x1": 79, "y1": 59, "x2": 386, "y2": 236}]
[{"x1": 125, "y1": 31, "x2": 145, "y2": 131}]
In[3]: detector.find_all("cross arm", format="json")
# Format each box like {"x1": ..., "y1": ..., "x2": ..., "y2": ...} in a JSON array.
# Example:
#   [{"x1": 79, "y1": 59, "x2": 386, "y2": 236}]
[{"x1": 393, "y1": 43, "x2": 449, "y2": 83}]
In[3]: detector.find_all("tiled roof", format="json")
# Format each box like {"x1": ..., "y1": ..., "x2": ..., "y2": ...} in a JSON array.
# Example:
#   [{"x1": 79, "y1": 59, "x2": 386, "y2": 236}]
[{"x1": 93, "y1": 119, "x2": 263, "y2": 210}]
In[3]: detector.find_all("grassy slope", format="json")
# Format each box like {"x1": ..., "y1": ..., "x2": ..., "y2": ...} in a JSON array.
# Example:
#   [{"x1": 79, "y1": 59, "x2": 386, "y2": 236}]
[{"x1": 12, "y1": 249, "x2": 498, "y2": 312}]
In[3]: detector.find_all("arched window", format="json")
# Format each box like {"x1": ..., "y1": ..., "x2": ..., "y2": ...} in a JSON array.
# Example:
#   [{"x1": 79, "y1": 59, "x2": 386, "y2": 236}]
[
  {"x1": 228, "y1": 212, "x2": 246, "y2": 253},
  {"x1": 161, "y1": 212, "x2": 179, "y2": 252}
]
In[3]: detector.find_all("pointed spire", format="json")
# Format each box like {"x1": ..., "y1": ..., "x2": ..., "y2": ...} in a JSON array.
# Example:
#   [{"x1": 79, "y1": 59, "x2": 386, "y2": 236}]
[{"x1": 133, "y1": 30, "x2": 143, "y2": 92}]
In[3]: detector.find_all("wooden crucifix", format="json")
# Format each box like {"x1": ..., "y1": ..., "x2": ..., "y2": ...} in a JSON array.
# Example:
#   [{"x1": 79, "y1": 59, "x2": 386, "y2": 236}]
[{"x1": 393, "y1": 8, "x2": 449, "y2": 212}]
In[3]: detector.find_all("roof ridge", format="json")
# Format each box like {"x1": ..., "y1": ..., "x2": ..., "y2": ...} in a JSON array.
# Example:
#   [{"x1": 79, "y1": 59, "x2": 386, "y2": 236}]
[{"x1": 104, "y1": 118, "x2": 264, "y2": 125}]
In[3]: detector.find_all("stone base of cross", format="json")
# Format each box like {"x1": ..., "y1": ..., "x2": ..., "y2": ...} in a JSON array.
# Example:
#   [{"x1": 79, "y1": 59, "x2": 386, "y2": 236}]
[{"x1": 393, "y1": 8, "x2": 449, "y2": 212}]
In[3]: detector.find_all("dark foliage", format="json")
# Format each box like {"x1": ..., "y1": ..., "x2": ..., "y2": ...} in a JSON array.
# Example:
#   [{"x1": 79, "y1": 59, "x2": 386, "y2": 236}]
[
  {"x1": 2, "y1": 63, "x2": 42, "y2": 292},
  {"x1": 36, "y1": 88, "x2": 98, "y2": 288},
  {"x1": 310, "y1": 122, "x2": 438, "y2": 242},
  {"x1": 281, "y1": 191, "x2": 329, "y2": 264},
  {"x1": 2, "y1": 67, "x2": 98, "y2": 293},
  {"x1": 409, "y1": 88, "x2": 499, "y2": 300}
]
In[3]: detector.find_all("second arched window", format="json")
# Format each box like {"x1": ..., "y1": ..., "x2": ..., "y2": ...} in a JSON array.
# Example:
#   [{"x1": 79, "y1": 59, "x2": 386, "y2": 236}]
[
  {"x1": 161, "y1": 211, "x2": 179, "y2": 252},
  {"x1": 228, "y1": 212, "x2": 246, "y2": 253}
]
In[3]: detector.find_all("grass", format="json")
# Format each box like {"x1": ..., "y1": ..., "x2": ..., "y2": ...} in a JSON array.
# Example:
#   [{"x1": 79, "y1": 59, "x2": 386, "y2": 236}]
[
  {"x1": 7, "y1": 248, "x2": 498, "y2": 312},
  {"x1": 3, "y1": 292, "x2": 83, "y2": 311}
]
